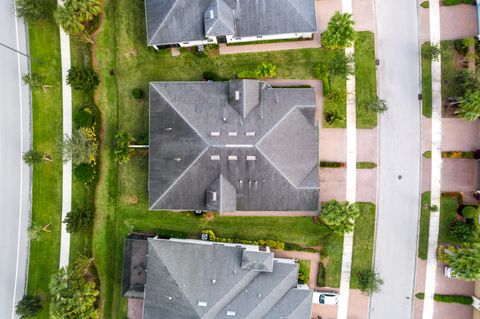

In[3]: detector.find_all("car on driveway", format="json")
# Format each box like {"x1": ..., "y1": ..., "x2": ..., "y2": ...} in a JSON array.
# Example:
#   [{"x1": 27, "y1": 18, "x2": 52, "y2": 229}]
[{"x1": 312, "y1": 291, "x2": 339, "y2": 305}]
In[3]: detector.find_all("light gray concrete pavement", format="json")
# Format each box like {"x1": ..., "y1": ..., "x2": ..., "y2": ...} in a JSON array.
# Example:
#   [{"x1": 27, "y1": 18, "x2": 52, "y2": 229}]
[
  {"x1": 370, "y1": 0, "x2": 422, "y2": 318},
  {"x1": 0, "y1": 0, "x2": 31, "y2": 317}
]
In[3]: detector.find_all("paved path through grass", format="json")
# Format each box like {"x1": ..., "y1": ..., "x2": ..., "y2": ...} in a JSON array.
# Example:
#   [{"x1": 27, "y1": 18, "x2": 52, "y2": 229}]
[
  {"x1": 422, "y1": 0, "x2": 442, "y2": 317},
  {"x1": 57, "y1": 0, "x2": 72, "y2": 268}
]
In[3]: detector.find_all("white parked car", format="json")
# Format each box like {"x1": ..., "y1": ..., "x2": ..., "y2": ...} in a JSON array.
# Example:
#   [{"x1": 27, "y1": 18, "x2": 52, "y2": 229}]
[{"x1": 312, "y1": 291, "x2": 339, "y2": 305}]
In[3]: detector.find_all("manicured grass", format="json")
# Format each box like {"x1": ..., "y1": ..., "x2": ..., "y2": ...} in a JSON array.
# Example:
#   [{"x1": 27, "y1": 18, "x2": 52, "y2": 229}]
[
  {"x1": 26, "y1": 10, "x2": 63, "y2": 318},
  {"x1": 439, "y1": 194, "x2": 460, "y2": 244},
  {"x1": 324, "y1": 235, "x2": 344, "y2": 288},
  {"x1": 355, "y1": 32, "x2": 378, "y2": 128},
  {"x1": 421, "y1": 42, "x2": 432, "y2": 117},
  {"x1": 440, "y1": 41, "x2": 458, "y2": 100},
  {"x1": 418, "y1": 192, "x2": 431, "y2": 260},
  {"x1": 350, "y1": 203, "x2": 376, "y2": 288}
]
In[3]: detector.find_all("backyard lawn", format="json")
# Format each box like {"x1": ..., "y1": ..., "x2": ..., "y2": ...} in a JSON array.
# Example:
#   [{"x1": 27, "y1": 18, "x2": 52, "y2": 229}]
[{"x1": 26, "y1": 9, "x2": 63, "y2": 318}]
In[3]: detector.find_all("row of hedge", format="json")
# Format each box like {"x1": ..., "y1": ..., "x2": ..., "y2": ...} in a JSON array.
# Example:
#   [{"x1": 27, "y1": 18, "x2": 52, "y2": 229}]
[
  {"x1": 319, "y1": 161, "x2": 377, "y2": 169},
  {"x1": 423, "y1": 151, "x2": 476, "y2": 159},
  {"x1": 415, "y1": 292, "x2": 473, "y2": 305},
  {"x1": 202, "y1": 229, "x2": 285, "y2": 249}
]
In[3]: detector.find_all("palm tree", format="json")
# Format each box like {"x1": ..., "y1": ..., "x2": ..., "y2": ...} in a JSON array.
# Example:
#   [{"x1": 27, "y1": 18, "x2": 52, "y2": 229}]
[
  {"x1": 255, "y1": 63, "x2": 277, "y2": 79},
  {"x1": 22, "y1": 149, "x2": 44, "y2": 166},
  {"x1": 321, "y1": 12, "x2": 357, "y2": 50}
]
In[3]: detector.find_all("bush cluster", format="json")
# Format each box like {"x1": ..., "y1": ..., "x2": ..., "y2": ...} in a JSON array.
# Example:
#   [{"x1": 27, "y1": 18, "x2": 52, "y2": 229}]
[
  {"x1": 237, "y1": 71, "x2": 257, "y2": 79},
  {"x1": 73, "y1": 163, "x2": 96, "y2": 184},
  {"x1": 415, "y1": 292, "x2": 473, "y2": 305},
  {"x1": 74, "y1": 107, "x2": 95, "y2": 128},
  {"x1": 64, "y1": 208, "x2": 93, "y2": 234},
  {"x1": 66, "y1": 67, "x2": 99, "y2": 92},
  {"x1": 114, "y1": 131, "x2": 132, "y2": 164},
  {"x1": 155, "y1": 229, "x2": 190, "y2": 239},
  {"x1": 202, "y1": 230, "x2": 285, "y2": 249},
  {"x1": 320, "y1": 161, "x2": 345, "y2": 168},
  {"x1": 131, "y1": 88, "x2": 144, "y2": 100},
  {"x1": 297, "y1": 261, "x2": 310, "y2": 284},
  {"x1": 443, "y1": 0, "x2": 475, "y2": 6}
]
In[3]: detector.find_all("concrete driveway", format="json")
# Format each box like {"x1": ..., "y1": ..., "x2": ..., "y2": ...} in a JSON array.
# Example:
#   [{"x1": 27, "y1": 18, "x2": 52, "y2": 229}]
[{"x1": 0, "y1": 0, "x2": 31, "y2": 317}]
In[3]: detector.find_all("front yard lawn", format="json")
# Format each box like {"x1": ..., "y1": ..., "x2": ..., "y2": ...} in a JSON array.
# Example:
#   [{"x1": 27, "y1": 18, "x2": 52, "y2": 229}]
[
  {"x1": 421, "y1": 42, "x2": 432, "y2": 117},
  {"x1": 26, "y1": 9, "x2": 63, "y2": 318},
  {"x1": 418, "y1": 192, "x2": 431, "y2": 260}
]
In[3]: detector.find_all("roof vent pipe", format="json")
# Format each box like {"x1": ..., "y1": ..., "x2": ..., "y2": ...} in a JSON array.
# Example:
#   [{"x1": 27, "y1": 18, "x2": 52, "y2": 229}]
[{"x1": 209, "y1": 10, "x2": 214, "y2": 19}]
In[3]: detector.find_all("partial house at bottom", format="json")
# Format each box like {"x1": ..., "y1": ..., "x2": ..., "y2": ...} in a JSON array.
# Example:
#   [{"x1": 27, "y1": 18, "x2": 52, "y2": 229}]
[
  {"x1": 148, "y1": 80, "x2": 320, "y2": 213},
  {"x1": 144, "y1": 0, "x2": 317, "y2": 47},
  {"x1": 122, "y1": 237, "x2": 313, "y2": 319}
]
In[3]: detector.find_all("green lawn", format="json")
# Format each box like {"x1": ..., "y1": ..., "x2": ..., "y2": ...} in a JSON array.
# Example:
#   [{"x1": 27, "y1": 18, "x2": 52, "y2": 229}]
[
  {"x1": 418, "y1": 192, "x2": 431, "y2": 260},
  {"x1": 440, "y1": 41, "x2": 459, "y2": 101},
  {"x1": 421, "y1": 42, "x2": 432, "y2": 117},
  {"x1": 26, "y1": 10, "x2": 63, "y2": 318},
  {"x1": 350, "y1": 203, "x2": 376, "y2": 288},
  {"x1": 355, "y1": 32, "x2": 378, "y2": 128},
  {"x1": 438, "y1": 194, "x2": 461, "y2": 244}
]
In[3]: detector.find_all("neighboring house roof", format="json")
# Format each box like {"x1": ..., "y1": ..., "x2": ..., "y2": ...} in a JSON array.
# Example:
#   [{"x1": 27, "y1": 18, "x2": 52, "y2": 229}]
[
  {"x1": 148, "y1": 80, "x2": 320, "y2": 212},
  {"x1": 145, "y1": 0, "x2": 317, "y2": 46},
  {"x1": 122, "y1": 238, "x2": 313, "y2": 319}
]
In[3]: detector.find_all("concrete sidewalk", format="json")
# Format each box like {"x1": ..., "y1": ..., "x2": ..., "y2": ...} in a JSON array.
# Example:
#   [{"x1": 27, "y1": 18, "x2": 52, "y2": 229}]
[{"x1": 57, "y1": 0, "x2": 72, "y2": 268}]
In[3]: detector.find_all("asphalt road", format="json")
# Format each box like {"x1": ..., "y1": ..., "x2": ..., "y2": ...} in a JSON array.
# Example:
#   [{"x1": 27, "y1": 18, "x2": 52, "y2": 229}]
[
  {"x1": 0, "y1": 0, "x2": 31, "y2": 317},
  {"x1": 369, "y1": 0, "x2": 422, "y2": 318}
]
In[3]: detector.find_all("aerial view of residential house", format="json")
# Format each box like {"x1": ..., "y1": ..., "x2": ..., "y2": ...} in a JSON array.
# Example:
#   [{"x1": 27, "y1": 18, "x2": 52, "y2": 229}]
[
  {"x1": 122, "y1": 237, "x2": 313, "y2": 319},
  {"x1": 148, "y1": 80, "x2": 320, "y2": 212},
  {"x1": 144, "y1": 0, "x2": 318, "y2": 47}
]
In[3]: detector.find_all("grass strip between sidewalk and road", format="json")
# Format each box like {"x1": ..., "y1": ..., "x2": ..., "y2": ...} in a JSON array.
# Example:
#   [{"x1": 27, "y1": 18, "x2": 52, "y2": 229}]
[{"x1": 26, "y1": 8, "x2": 63, "y2": 318}]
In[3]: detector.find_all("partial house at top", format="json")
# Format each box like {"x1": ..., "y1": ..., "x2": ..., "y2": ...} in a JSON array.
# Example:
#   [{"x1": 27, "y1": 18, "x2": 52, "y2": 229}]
[
  {"x1": 122, "y1": 237, "x2": 313, "y2": 319},
  {"x1": 144, "y1": 0, "x2": 317, "y2": 47},
  {"x1": 148, "y1": 80, "x2": 320, "y2": 213}
]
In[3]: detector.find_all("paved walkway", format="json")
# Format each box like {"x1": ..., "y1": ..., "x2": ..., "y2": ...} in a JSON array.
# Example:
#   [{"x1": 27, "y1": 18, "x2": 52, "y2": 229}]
[
  {"x1": 58, "y1": 0, "x2": 72, "y2": 268},
  {"x1": 419, "y1": 2, "x2": 478, "y2": 43},
  {"x1": 422, "y1": 0, "x2": 442, "y2": 316}
]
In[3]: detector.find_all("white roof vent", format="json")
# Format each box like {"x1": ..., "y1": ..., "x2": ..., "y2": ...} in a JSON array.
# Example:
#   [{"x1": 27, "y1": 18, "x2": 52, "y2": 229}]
[
  {"x1": 228, "y1": 132, "x2": 238, "y2": 136},
  {"x1": 210, "y1": 131, "x2": 220, "y2": 136},
  {"x1": 209, "y1": 10, "x2": 214, "y2": 19},
  {"x1": 212, "y1": 279, "x2": 216, "y2": 283},
  {"x1": 246, "y1": 156, "x2": 256, "y2": 161},
  {"x1": 165, "y1": 127, "x2": 172, "y2": 131},
  {"x1": 174, "y1": 158, "x2": 181, "y2": 162},
  {"x1": 228, "y1": 155, "x2": 238, "y2": 161},
  {"x1": 245, "y1": 131, "x2": 255, "y2": 136},
  {"x1": 198, "y1": 301, "x2": 208, "y2": 307},
  {"x1": 210, "y1": 155, "x2": 220, "y2": 160},
  {"x1": 235, "y1": 90, "x2": 240, "y2": 100},
  {"x1": 227, "y1": 311, "x2": 236, "y2": 316}
]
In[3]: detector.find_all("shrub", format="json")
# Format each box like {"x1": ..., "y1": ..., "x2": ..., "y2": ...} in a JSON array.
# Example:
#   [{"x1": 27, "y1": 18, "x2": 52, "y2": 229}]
[
  {"x1": 64, "y1": 208, "x2": 93, "y2": 234},
  {"x1": 453, "y1": 71, "x2": 479, "y2": 98},
  {"x1": 320, "y1": 200, "x2": 360, "y2": 234},
  {"x1": 16, "y1": 294, "x2": 42, "y2": 318},
  {"x1": 366, "y1": 97, "x2": 388, "y2": 113},
  {"x1": 456, "y1": 90, "x2": 480, "y2": 121},
  {"x1": 22, "y1": 149, "x2": 43, "y2": 166},
  {"x1": 155, "y1": 229, "x2": 190, "y2": 239},
  {"x1": 462, "y1": 206, "x2": 478, "y2": 219},
  {"x1": 131, "y1": 88, "x2": 144, "y2": 100},
  {"x1": 454, "y1": 39, "x2": 469, "y2": 55},
  {"x1": 237, "y1": 71, "x2": 257, "y2": 79},
  {"x1": 415, "y1": 292, "x2": 473, "y2": 305},
  {"x1": 66, "y1": 66, "x2": 99, "y2": 91},
  {"x1": 22, "y1": 72, "x2": 44, "y2": 88},
  {"x1": 357, "y1": 269, "x2": 383, "y2": 295},
  {"x1": 73, "y1": 163, "x2": 95, "y2": 184},
  {"x1": 329, "y1": 52, "x2": 354, "y2": 78},
  {"x1": 203, "y1": 71, "x2": 228, "y2": 82},
  {"x1": 255, "y1": 62, "x2": 277, "y2": 79},
  {"x1": 356, "y1": 162, "x2": 377, "y2": 169},
  {"x1": 61, "y1": 128, "x2": 98, "y2": 165},
  {"x1": 320, "y1": 161, "x2": 345, "y2": 168},
  {"x1": 114, "y1": 131, "x2": 132, "y2": 164},
  {"x1": 420, "y1": 1, "x2": 430, "y2": 8},
  {"x1": 321, "y1": 12, "x2": 357, "y2": 50},
  {"x1": 443, "y1": 0, "x2": 475, "y2": 5},
  {"x1": 74, "y1": 107, "x2": 95, "y2": 128},
  {"x1": 438, "y1": 244, "x2": 480, "y2": 280},
  {"x1": 449, "y1": 221, "x2": 475, "y2": 242},
  {"x1": 430, "y1": 205, "x2": 438, "y2": 212},
  {"x1": 54, "y1": 0, "x2": 101, "y2": 42},
  {"x1": 317, "y1": 263, "x2": 326, "y2": 287},
  {"x1": 201, "y1": 230, "x2": 285, "y2": 249},
  {"x1": 297, "y1": 261, "x2": 310, "y2": 284}
]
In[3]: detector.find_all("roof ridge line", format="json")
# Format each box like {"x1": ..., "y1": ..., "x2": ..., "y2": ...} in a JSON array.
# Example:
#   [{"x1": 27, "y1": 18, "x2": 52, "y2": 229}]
[
  {"x1": 285, "y1": 0, "x2": 317, "y2": 31},
  {"x1": 149, "y1": 0, "x2": 179, "y2": 45}
]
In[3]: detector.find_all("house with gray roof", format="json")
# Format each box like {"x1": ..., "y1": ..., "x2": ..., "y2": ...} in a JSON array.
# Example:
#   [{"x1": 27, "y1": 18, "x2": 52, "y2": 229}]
[
  {"x1": 122, "y1": 237, "x2": 313, "y2": 319},
  {"x1": 144, "y1": 0, "x2": 317, "y2": 47},
  {"x1": 148, "y1": 80, "x2": 320, "y2": 213}
]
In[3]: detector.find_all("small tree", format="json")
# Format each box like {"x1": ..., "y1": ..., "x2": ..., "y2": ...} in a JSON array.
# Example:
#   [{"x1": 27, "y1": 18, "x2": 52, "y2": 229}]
[
  {"x1": 450, "y1": 221, "x2": 475, "y2": 242},
  {"x1": 455, "y1": 90, "x2": 480, "y2": 121},
  {"x1": 22, "y1": 73, "x2": 44, "y2": 89},
  {"x1": 357, "y1": 269, "x2": 383, "y2": 295},
  {"x1": 439, "y1": 244, "x2": 480, "y2": 280},
  {"x1": 22, "y1": 149, "x2": 44, "y2": 166},
  {"x1": 15, "y1": 0, "x2": 51, "y2": 22},
  {"x1": 320, "y1": 200, "x2": 360, "y2": 234},
  {"x1": 61, "y1": 129, "x2": 97, "y2": 166},
  {"x1": 15, "y1": 294, "x2": 42, "y2": 318},
  {"x1": 321, "y1": 12, "x2": 357, "y2": 50},
  {"x1": 366, "y1": 97, "x2": 388, "y2": 113},
  {"x1": 328, "y1": 52, "x2": 354, "y2": 78},
  {"x1": 427, "y1": 43, "x2": 442, "y2": 62},
  {"x1": 66, "y1": 66, "x2": 99, "y2": 92},
  {"x1": 64, "y1": 208, "x2": 93, "y2": 234},
  {"x1": 114, "y1": 131, "x2": 132, "y2": 164},
  {"x1": 255, "y1": 63, "x2": 277, "y2": 79},
  {"x1": 73, "y1": 163, "x2": 96, "y2": 184},
  {"x1": 49, "y1": 266, "x2": 99, "y2": 319}
]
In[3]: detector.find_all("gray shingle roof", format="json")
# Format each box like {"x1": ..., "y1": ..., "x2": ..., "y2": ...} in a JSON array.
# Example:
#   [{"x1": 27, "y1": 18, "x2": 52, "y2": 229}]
[
  {"x1": 145, "y1": 0, "x2": 317, "y2": 46},
  {"x1": 149, "y1": 80, "x2": 320, "y2": 212},
  {"x1": 241, "y1": 250, "x2": 274, "y2": 272},
  {"x1": 138, "y1": 238, "x2": 312, "y2": 319}
]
